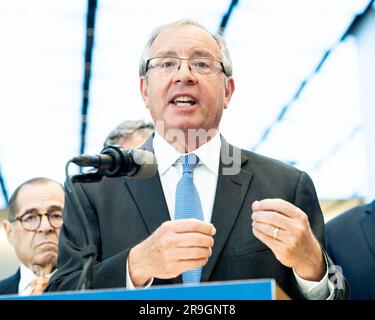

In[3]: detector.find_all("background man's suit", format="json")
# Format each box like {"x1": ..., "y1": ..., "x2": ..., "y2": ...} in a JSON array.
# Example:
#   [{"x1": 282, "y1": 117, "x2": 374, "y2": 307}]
[
  {"x1": 48, "y1": 137, "x2": 346, "y2": 299},
  {"x1": 0, "y1": 269, "x2": 20, "y2": 295},
  {"x1": 326, "y1": 200, "x2": 375, "y2": 299}
]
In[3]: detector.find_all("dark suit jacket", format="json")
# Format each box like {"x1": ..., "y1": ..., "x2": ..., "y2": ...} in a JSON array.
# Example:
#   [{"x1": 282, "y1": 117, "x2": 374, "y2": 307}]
[
  {"x1": 0, "y1": 269, "x2": 20, "y2": 295},
  {"x1": 326, "y1": 200, "x2": 375, "y2": 299},
  {"x1": 48, "y1": 136, "x2": 347, "y2": 299}
]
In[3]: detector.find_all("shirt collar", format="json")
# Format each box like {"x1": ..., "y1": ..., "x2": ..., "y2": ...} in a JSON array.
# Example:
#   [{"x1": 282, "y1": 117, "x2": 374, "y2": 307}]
[
  {"x1": 153, "y1": 131, "x2": 221, "y2": 176},
  {"x1": 19, "y1": 263, "x2": 56, "y2": 292},
  {"x1": 19, "y1": 263, "x2": 36, "y2": 292}
]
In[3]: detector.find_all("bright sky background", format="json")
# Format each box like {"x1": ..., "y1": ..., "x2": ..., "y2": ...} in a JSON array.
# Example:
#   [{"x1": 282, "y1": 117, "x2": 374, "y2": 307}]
[{"x1": 0, "y1": 0, "x2": 372, "y2": 208}]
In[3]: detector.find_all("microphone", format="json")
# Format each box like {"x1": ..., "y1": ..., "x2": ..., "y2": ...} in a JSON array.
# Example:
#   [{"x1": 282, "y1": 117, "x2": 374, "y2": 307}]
[{"x1": 71, "y1": 145, "x2": 158, "y2": 179}]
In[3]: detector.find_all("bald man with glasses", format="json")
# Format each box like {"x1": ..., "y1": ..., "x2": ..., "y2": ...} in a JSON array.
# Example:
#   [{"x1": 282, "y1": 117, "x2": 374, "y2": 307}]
[{"x1": 0, "y1": 177, "x2": 64, "y2": 295}]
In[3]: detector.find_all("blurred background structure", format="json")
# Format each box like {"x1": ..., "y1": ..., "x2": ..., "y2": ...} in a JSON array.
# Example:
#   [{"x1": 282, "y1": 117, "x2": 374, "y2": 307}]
[{"x1": 0, "y1": 0, "x2": 374, "y2": 278}]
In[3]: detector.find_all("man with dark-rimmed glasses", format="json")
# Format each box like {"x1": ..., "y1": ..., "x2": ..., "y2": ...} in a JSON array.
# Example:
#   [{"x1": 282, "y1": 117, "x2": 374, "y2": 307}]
[{"x1": 0, "y1": 177, "x2": 64, "y2": 295}]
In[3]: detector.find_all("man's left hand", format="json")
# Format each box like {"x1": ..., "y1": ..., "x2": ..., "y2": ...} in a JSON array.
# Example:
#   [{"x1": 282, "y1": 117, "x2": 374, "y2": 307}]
[{"x1": 251, "y1": 198, "x2": 326, "y2": 281}]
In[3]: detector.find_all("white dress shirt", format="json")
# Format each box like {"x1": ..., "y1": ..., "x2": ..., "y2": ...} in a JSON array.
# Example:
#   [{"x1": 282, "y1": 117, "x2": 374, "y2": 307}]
[
  {"x1": 126, "y1": 132, "x2": 333, "y2": 299},
  {"x1": 153, "y1": 131, "x2": 220, "y2": 223},
  {"x1": 18, "y1": 263, "x2": 55, "y2": 295},
  {"x1": 18, "y1": 263, "x2": 36, "y2": 296}
]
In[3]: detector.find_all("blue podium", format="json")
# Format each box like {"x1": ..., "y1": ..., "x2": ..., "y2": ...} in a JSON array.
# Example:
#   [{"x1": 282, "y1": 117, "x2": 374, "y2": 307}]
[{"x1": 0, "y1": 279, "x2": 290, "y2": 300}]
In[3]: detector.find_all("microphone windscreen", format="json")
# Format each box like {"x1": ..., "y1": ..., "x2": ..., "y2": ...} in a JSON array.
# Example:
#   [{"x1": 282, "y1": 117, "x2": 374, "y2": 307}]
[{"x1": 128, "y1": 149, "x2": 158, "y2": 179}]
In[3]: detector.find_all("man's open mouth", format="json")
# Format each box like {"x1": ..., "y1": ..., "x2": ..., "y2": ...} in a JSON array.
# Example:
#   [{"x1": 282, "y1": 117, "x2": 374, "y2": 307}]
[{"x1": 170, "y1": 95, "x2": 197, "y2": 107}]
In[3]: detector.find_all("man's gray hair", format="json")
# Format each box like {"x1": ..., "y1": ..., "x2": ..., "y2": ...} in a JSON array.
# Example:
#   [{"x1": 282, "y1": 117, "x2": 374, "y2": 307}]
[
  {"x1": 139, "y1": 19, "x2": 233, "y2": 78},
  {"x1": 104, "y1": 120, "x2": 154, "y2": 147}
]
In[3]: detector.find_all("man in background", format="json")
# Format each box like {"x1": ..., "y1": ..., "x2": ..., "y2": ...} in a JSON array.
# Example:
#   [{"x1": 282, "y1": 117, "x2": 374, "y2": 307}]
[
  {"x1": 0, "y1": 177, "x2": 64, "y2": 295},
  {"x1": 104, "y1": 120, "x2": 154, "y2": 149},
  {"x1": 326, "y1": 199, "x2": 375, "y2": 299}
]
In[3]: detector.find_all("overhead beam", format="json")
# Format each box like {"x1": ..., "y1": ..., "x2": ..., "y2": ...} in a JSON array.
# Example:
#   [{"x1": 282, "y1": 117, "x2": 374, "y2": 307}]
[{"x1": 79, "y1": 0, "x2": 98, "y2": 157}]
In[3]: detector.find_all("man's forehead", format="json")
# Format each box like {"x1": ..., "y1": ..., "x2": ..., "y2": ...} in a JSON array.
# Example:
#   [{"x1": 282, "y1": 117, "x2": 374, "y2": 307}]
[
  {"x1": 18, "y1": 182, "x2": 62, "y2": 197},
  {"x1": 16, "y1": 183, "x2": 64, "y2": 211},
  {"x1": 153, "y1": 49, "x2": 217, "y2": 59},
  {"x1": 150, "y1": 25, "x2": 220, "y2": 57}
]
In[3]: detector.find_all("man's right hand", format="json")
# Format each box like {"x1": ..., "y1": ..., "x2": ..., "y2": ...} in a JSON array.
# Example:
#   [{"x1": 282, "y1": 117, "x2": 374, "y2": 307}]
[{"x1": 128, "y1": 219, "x2": 216, "y2": 286}]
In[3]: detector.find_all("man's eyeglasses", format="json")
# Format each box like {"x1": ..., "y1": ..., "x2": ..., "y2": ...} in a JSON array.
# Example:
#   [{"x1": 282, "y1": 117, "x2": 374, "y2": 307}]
[
  {"x1": 9, "y1": 210, "x2": 63, "y2": 232},
  {"x1": 145, "y1": 56, "x2": 228, "y2": 77}
]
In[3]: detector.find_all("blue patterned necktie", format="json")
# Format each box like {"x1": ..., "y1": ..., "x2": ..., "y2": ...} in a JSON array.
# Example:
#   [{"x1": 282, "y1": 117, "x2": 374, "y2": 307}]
[{"x1": 174, "y1": 154, "x2": 204, "y2": 284}]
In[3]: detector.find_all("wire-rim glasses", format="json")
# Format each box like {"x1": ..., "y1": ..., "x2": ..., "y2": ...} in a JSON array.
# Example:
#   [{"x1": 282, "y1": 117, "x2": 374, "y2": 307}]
[{"x1": 145, "y1": 56, "x2": 228, "y2": 77}]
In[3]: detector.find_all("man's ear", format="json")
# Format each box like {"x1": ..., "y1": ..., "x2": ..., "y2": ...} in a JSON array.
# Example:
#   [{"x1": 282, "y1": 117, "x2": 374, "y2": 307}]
[
  {"x1": 224, "y1": 77, "x2": 235, "y2": 110},
  {"x1": 140, "y1": 76, "x2": 149, "y2": 108},
  {"x1": 3, "y1": 220, "x2": 15, "y2": 246}
]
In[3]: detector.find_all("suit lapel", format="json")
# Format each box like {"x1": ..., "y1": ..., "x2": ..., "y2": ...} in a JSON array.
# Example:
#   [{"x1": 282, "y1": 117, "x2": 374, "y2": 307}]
[
  {"x1": 3, "y1": 269, "x2": 20, "y2": 294},
  {"x1": 125, "y1": 173, "x2": 170, "y2": 235},
  {"x1": 126, "y1": 135, "x2": 182, "y2": 284},
  {"x1": 12, "y1": 269, "x2": 21, "y2": 294},
  {"x1": 360, "y1": 200, "x2": 375, "y2": 259},
  {"x1": 126, "y1": 134, "x2": 170, "y2": 234},
  {"x1": 201, "y1": 138, "x2": 253, "y2": 281}
]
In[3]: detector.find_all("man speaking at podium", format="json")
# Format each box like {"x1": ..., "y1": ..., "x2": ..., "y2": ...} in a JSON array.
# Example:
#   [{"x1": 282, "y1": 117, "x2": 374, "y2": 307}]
[{"x1": 48, "y1": 19, "x2": 347, "y2": 300}]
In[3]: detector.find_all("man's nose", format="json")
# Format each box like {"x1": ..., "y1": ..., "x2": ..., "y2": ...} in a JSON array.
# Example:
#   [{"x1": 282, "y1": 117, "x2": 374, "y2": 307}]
[
  {"x1": 172, "y1": 60, "x2": 197, "y2": 84},
  {"x1": 37, "y1": 215, "x2": 54, "y2": 232}
]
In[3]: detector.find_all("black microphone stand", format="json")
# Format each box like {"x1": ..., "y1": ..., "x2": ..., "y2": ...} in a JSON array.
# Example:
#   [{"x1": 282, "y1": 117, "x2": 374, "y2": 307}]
[{"x1": 65, "y1": 160, "x2": 97, "y2": 290}]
